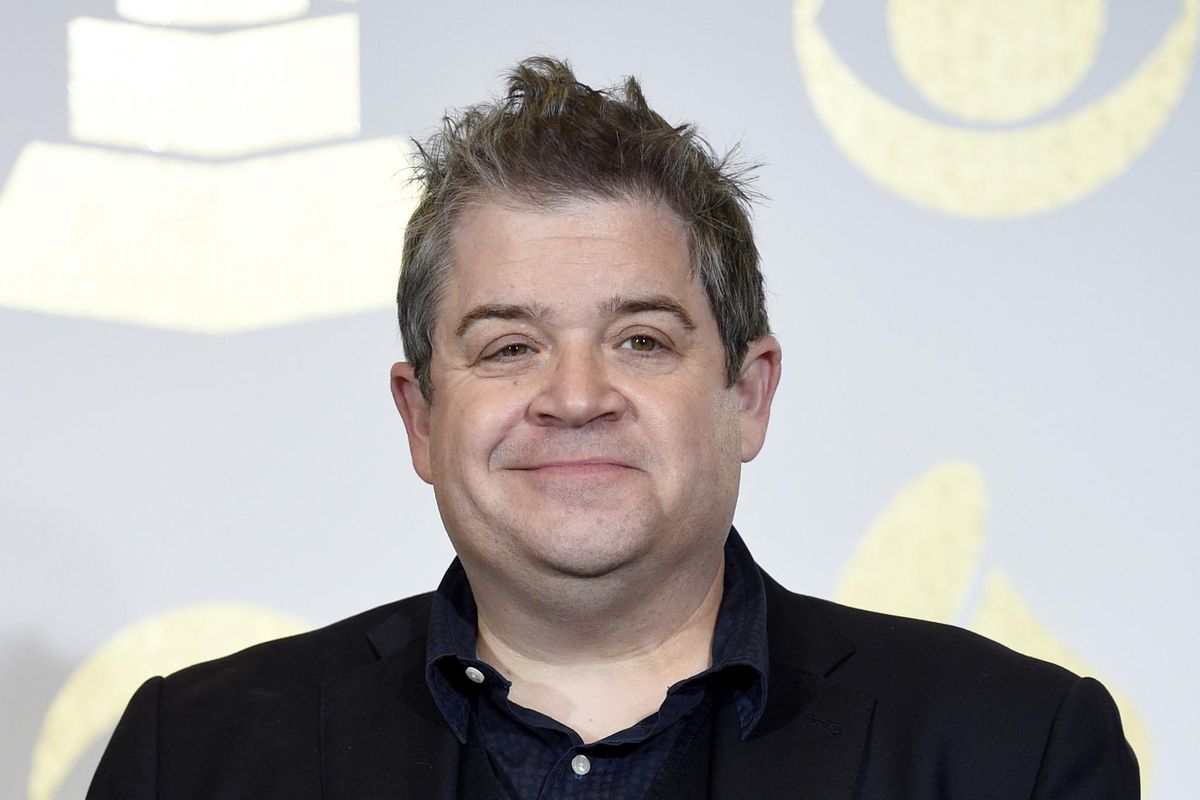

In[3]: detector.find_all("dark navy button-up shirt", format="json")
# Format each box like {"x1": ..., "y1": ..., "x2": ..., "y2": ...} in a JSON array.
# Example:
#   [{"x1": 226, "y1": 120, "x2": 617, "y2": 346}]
[{"x1": 424, "y1": 528, "x2": 769, "y2": 800}]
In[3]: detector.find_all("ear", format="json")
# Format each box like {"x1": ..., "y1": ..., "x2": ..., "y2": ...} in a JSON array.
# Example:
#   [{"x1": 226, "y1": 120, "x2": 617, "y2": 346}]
[
  {"x1": 390, "y1": 362, "x2": 434, "y2": 484},
  {"x1": 735, "y1": 335, "x2": 782, "y2": 462}
]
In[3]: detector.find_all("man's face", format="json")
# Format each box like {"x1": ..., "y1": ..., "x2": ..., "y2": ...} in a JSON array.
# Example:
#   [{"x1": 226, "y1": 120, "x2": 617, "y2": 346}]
[{"x1": 392, "y1": 198, "x2": 779, "y2": 586}]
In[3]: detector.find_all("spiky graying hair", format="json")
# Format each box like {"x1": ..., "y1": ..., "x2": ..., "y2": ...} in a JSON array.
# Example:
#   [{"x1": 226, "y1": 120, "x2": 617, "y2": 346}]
[{"x1": 397, "y1": 56, "x2": 768, "y2": 400}]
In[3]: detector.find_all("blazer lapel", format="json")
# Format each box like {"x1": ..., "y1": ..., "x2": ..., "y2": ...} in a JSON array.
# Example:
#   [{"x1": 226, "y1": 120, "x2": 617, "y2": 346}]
[
  {"x1": 710, "y1": 571, "x2": 876, "y2": 799},
  {"x1": 321, "y1": 603, "x2": 462, "y2": 800}
]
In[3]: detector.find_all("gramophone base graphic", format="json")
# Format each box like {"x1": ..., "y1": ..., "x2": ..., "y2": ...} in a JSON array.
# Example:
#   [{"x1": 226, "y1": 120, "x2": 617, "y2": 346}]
[{"x1": 0, "y1": 139, "x2": 414, "y2": 332}]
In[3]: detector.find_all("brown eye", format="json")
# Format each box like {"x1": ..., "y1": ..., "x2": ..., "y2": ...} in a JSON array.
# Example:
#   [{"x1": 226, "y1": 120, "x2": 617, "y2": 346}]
[
  {"x1": 623, "y1": 335, "x2": 660, "y2": 353},
  {"x1": 487, "y1": 343, "x2": 532, "y2": 360}
]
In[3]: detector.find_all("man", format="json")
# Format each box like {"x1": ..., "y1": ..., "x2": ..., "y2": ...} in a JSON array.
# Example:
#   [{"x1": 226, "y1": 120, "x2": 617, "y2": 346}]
[{"x1": 89, "y1": 57, "x2": 1138, "y2": 799}]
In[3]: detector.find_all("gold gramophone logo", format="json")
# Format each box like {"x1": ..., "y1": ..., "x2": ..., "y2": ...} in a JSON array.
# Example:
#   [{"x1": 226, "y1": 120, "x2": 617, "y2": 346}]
[
  {"x1": 0, "y1": 0, "x2": 416, "y2": 331},
  {"x1": 793, "y1": 0, "x2": 1198, "y2": 217}
]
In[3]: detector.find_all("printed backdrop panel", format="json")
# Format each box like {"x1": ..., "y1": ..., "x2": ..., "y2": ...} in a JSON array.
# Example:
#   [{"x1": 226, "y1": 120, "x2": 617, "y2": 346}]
[{"x1": 1, "y1": 0, "x2": 1195, "y2": 797}]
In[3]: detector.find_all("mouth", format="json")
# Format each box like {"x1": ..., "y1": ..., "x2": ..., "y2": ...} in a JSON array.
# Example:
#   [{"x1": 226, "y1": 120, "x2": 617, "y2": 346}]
[{"x1": 512, "y1": 459, "x2": 636, "y2": 477}]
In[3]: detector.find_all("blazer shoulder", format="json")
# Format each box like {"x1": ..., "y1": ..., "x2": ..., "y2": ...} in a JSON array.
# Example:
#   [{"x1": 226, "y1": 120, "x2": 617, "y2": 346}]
[
  {"x1": 766, "y1": 588, "x2": 1138, "y2": 796},
  {"x1": 93, "y1": 592, "x2": 437, "y2": 799},
  {"x1": 762, "y1": 574, "x2": 1078, "y2": 719},
  {"x1": 807, "y1": 592, "x2": 1075, "y2": 691},
  {"x1": 157, "y1": 591, "x2": 434, "y2": 714}
]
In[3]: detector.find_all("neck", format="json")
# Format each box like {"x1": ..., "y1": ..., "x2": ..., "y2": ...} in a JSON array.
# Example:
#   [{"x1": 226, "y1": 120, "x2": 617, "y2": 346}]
[{"x1": 468, "y1": 548, "x2": 726, "y2": 743}]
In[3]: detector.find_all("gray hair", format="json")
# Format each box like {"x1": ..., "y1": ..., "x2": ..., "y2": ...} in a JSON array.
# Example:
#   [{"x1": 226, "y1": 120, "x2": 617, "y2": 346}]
[{"x1": 397, "y1": 56, "x2": 768, "y2": 400}]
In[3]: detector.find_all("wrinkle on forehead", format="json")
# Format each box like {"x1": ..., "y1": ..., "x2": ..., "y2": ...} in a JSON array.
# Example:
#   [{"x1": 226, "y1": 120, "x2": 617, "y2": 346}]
[
  {"x1": 439, "y1": 196, "x2": 703, "y2": 343},
  {"x1": 453, "y1": 293, "x2": 698, "y2": 341},
  {"x1": 451, "y1": 195, "x2": 690, "y2": 259}
]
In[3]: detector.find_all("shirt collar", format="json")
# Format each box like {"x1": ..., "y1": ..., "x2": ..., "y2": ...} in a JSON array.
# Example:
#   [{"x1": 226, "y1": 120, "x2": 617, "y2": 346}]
[{"x1": 424, "y1": 527, "x2": 770, "y2": 743}]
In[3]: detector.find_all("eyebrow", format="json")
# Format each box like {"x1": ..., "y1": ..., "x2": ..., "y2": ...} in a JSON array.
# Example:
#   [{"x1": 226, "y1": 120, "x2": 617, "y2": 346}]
[
  {"x1": 599, "y1": 294, "x2": 696, "y2": 331},
  {"x1": 453, "y1": 294, "x2": 696, "y2": 338},
  {"x1": 454, "y1": 303, "x2": 551, "y2": 337}
]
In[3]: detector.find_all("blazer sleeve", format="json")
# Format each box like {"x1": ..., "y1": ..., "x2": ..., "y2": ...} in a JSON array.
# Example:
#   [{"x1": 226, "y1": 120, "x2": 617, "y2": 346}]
[
  {"x1": 86, "y1": 676, "x2": 163, "y2": 800},
  {"x1": 1030, "y1": 676, "x2": 1140, "y2": 799}
]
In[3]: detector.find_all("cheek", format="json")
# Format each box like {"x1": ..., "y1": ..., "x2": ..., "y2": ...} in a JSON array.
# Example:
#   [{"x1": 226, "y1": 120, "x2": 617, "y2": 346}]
[
  {"x1": 651, "y1": 388, "x2": 741, "y2": 469},
  {"x1": 429, "y1": 382, "x2": 529, "y2": 475}
]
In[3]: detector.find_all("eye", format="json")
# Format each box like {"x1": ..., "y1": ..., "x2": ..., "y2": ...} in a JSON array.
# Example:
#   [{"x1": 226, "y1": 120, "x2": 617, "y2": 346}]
[
  {"x1": 621, "y1": 334, "x2": 662, "y2": 353},
  {"x1": 484, "y1": 342, "x2": 534, "y2": 361}
]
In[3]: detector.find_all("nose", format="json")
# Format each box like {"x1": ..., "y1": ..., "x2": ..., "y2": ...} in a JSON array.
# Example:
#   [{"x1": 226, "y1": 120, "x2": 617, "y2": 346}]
[{"x1": 527, "y1": 344, "x2": 628, "y2": 428}]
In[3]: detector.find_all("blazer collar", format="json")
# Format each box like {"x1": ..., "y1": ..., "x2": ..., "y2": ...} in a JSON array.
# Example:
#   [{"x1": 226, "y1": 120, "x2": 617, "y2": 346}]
[
  {"x1": 709, "y1": 570, "x2": 876, "y2": 799},
  {"x1": 760, "y1": 569, "x2": 856, "y2": 676},
  {"x1": 320, "y1": 568, "x2": 875, "y2": 800}
]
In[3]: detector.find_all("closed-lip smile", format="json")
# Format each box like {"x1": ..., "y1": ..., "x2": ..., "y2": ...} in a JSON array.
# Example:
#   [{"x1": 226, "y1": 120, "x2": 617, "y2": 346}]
[{"x1": 514, "y1": 459, "x2": 636, "y2": 474}]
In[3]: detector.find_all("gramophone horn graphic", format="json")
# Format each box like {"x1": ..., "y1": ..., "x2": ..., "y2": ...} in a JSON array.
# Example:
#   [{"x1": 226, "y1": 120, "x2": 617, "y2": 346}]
[
  {"x1": 793, "y1": 0, "x2": 1198, "y2": 218},
  {"x1": 0, "y1": 0, "x2": 417, "y2": 332}
]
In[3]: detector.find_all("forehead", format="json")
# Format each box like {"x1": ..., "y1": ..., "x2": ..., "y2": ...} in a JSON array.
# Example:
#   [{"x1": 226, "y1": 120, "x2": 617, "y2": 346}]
[{"x1": 441, "y1": 197, "x2": 699, "y2": 320}]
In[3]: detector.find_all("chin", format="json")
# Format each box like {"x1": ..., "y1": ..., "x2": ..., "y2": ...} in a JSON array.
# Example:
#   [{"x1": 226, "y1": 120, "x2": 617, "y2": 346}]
[{"x1": 510, "y1": 511, "x2": 659, "y2": 580}]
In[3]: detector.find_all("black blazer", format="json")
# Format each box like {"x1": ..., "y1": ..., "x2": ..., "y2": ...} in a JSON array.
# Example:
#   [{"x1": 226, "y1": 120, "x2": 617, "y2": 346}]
[{"x1": 88, "y1": 570, "x2": 1138, "y2": 799}]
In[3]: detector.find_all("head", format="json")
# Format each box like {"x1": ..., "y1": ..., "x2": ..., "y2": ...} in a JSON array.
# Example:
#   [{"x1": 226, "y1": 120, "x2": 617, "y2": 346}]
[
  {"x1": 397, "y1": 56, "x2": 769, "y2": 402},
  {"x1": 391, "y1": 57, "x2": 780, "y2": 597}
]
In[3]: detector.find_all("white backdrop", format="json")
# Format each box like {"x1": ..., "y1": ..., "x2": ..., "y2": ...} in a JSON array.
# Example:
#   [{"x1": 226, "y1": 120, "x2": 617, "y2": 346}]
[{"x1": 2, "y1": 1, "x2": 1196, "y2": 797}]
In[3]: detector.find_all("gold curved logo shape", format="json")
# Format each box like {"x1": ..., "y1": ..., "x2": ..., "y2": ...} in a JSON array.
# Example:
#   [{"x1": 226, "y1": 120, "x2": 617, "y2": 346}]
[
  {"x1": 889, "y1": 0, "x2": 1106, "y2": 123},
  {"x1": 27, "y1": 603, "x2": 310, "y2": 800},
  {"x1": 836, "y1": 462, "x2": 1153, "y2": 788},
  {"x1": 793, "y1": 0, "x2": 1198, "y2": 217},
  {"x1": 834, "y1": 462, "x2": 986, "y2": 623}
]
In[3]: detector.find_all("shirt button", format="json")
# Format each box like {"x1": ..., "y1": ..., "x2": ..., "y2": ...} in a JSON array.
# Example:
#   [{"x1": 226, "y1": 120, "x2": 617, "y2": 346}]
[
  {"x1": 464, "y1": 666, "x2": 485, "y2": 684},
  {"x1": 570, "y1": 754, "x2": 591, "y2": 776}
]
